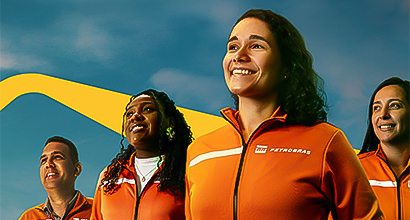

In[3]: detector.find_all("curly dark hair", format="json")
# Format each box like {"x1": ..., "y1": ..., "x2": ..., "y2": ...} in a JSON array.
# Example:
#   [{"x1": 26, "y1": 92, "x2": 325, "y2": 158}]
[
  {"x1": 230, "y1": 9, "x2": 328, "y2": 126},
  {"x1": 360, "y1": 77, "x2": 410, "y2": 154},
  {"x1": 100, "y1": 89, "x2": 194, "y2": 198}
]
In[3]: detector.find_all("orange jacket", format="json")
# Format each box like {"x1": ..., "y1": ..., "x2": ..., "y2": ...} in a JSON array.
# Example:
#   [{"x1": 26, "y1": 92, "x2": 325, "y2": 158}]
[
  {"x1": 19, "y1": 191, "x2": 93, "y2": 220},
  {"x1": 186, "y1": 107, "x2": 383, "y2": 220},
  {"x1": 91, "y1": 152, "x2": 184, "y2": 220},
  {"x1": 359, "y1": 145, "x2": 409, "y2": 220}
]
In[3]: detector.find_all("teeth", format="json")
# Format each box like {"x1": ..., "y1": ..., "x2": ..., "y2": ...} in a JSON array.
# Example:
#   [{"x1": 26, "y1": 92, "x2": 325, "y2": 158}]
[
  {"x1": 132, "y1": 125, "x2": 144, "y2": 132},
  {"x1": 233, "y1": 69, "x2": 252, "y2": 75},
  {"x1": 380, "y1": 125, "x2": 393, "y2": 129},
  {"x1": 47, "y1": 173, "x2": 56, "y2": 177}
]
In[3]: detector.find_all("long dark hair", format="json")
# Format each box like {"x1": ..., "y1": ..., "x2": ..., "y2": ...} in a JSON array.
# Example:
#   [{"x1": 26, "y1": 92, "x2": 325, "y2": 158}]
[
  {"x1": 101, "y1": 89, "x2": 194, "y2": 198},
  {"x1": 230, "y1": 9, "x2": 327, "y2": 126},
  {"x1": 360, "y1": 77, "x2": 410, "y2": 154}
]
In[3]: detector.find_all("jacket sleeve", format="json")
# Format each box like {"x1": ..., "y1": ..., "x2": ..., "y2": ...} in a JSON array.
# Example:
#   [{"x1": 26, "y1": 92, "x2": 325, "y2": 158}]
[
  {"x1": 185, "y1": 144, "x2": 193, "y2": 220},
  {"x1": 321, "y1": 131, "x2": 384, "y2": 220},
  {"x1": 90, "y1": 170, "x2": 105, "y2": 220}
]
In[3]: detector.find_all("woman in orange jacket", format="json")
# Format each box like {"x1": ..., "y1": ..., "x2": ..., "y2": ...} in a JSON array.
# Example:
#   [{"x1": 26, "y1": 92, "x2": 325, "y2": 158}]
[
  {"x1": 91, "y1": 89, "x2": 193, "y2": 219},
  {"x1": 185, "y1": 9, "x2": 383, "y2": 220},
  {"x1": 359, "y1": 77, "x2": 409, "y2": 220}
]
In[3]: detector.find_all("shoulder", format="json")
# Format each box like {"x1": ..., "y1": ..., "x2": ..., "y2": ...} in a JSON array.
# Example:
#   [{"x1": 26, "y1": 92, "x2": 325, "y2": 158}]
[
  {"x1": 18, "y1": 204, "x2": 45, "y2": 220},
  {"x1": 79, "y1": 191, "x2": 94, "y2": 205},
  {"x1": 358, "y1": 151, "x2": 377, "y2": 161},
  {"x1": 190, "y1": 124, "x2": 237, "y2": 147}
]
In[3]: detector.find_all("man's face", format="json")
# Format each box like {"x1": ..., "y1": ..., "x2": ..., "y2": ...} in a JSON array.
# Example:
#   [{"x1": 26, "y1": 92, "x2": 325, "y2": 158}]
[{"x1": 39, "y1": 142, "x2": 78, "y2": 191}]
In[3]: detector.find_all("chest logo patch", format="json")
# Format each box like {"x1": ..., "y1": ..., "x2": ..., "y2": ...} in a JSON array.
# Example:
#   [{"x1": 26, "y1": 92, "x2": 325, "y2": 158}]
[
  {"x1": 254, "y1": 145, "x2": 311, "y2": 156},
  {"x1": 255, "y1": 145, "x2": 268, "y2": 154}
]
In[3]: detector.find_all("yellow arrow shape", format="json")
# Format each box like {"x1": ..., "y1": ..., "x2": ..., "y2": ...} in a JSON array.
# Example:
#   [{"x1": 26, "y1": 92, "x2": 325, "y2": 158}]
[
  {"x1": 0, "y1": 73, "x2": 359, "y2": 154},
  {"x1": 0, "y1": 73, "x2": 227, "y2": 137}
]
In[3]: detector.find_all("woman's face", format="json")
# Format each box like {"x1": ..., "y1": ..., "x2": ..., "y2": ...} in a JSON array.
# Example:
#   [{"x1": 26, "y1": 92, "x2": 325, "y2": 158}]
[
  {"x1": 372, "y1": 85, "x2": 409, "y2": 145},
  {"x1": 223, "y1": 18, "x2": 286, "y2": 99},
  {"x1": 124, "y1": 95, "x2": 161, "y2": 155}
]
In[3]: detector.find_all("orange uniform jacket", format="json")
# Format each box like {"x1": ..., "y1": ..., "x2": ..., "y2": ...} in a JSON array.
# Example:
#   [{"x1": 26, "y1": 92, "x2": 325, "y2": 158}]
[
  {"x1": 359, "y1": 145, "x2": 409, "y2": 220},
  {"x1": 186, "y1": 107, "x2": 383, "y2": 220},
  {"x1": 19, "y1": 191, "x2": 93, "y2": 220},
  {"x1": 91, "y1": 152, "x2": 184, "y2": 220}
]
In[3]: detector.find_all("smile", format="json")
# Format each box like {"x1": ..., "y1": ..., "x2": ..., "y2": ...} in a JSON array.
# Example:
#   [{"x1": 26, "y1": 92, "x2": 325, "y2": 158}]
[
  {"x1": 232, "y1": 68, "x2": 256, "y2": 75},
  {"x1": 46, "y1": 172, "x2": 58, "y2": 179},
  {"x1": 379, "y1": 124, "x2": 396, "y2": 130},
  {"x1": 131, "y1": 124, "x2": 147, "y2": 132}
]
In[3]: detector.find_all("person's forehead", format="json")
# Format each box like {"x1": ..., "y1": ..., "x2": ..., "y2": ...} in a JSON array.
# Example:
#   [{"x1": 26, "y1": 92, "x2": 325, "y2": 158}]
[
  {"x1": 130, "y1": 95, "x2": 155, "y2": 105},
  {"x1": 42, "y1": 142, "x2": 70, "y2": 156},
  {"x1": 230, "y1": 18, "x2": 272, "y2": 37},
  {"x1": 375, "y1": 85, "x2": 406, "y2": 101}
]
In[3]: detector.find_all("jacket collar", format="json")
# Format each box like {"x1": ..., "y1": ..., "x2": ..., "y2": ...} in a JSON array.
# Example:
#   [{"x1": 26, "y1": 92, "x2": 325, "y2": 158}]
[
  {"x1": 376, "y1": 143, "x2": 410, "y2": 169},
  {"x1": 220, "y1": 106, "x2": 287, "y2": 131},
  {"x1": 35, "y1": 191, "x2": 89, "y2": 214},
  {"x1": 124, "y1": 151, "x2": 164, "y2": 178}
]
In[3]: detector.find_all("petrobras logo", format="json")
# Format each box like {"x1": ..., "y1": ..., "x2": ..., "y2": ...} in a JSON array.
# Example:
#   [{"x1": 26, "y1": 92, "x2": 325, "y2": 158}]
[
  {"x1": 254, "y1": 145, "x2": 311, "y2": 156},
  {"x1": 255, "y1": 145, "x2": 268, "y2": 153},
  {"x1": 270, "y1": 147, "x2": 311, "y2": 155}
]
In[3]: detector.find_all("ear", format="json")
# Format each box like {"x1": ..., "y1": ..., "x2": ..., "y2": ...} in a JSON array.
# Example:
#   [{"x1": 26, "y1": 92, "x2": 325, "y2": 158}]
[{"x1": 74, "y1": 162, "x2": 83, "y2": 177}]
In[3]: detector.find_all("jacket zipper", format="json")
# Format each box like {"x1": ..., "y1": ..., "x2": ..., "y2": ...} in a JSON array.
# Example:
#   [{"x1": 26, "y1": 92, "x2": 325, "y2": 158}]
[
  {"x1": 381, "y1": 157, "x2": 405, "y2": 220},
  {"x1": 64, "y1": 198, "x2": 87, "y2": 220},
  {"x1": 222, "y1": 114, "x2": 279, "y2": 220},
  {"x1": 124, "y1": 166, "x2": 157, "y2": 220}
]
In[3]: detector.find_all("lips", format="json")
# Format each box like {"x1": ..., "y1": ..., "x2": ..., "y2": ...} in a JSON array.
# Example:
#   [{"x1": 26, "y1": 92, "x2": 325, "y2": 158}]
[{"x1": 45, "y1": 171, "x2": 59, "y2": 179}]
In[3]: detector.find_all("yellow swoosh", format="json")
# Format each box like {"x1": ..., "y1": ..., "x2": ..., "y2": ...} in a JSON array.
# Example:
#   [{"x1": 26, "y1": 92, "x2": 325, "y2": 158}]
[
  {"x1": 0, "y1": 73, "x2": 227, "y2": 137},
  {"x1": 0, "y1": 73, "x2": 359, "y2": 154}
]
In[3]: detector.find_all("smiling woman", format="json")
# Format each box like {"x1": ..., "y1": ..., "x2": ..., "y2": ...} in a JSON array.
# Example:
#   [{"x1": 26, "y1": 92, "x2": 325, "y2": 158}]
[
  {"x1": 185, "y1": 9, "x2": 383, "y2": 220},
  {"x1": 91, "y1": 89, "x2": 193, "y2": 220},
  {"x1": 359, "y1": 77, "x2": 410, "y2": 220}
]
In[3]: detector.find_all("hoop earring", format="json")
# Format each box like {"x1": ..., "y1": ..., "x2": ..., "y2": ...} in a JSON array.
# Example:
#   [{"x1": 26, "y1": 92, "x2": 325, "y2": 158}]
[{"x1": 166, "y1": 127, "x2": 176, "y2": 141}]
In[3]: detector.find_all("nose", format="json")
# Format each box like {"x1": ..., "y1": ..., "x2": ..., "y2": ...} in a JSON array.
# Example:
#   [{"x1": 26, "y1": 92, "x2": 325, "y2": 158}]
[
  {"x1": 45, "y1": 158, "x2": 55, "y2": 168},
  {"x1": 130, "y1": 112, "x2": 144, "y2": 122},
  {"x1": 380, "y1": 106, "x2": 391, "y2": 120},
  {"x1": 233, "y1": 48, "x2": 250, "y2": 63}
]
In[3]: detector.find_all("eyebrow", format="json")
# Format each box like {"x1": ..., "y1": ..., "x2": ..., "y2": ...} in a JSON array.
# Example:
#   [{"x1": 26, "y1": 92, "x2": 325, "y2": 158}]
[
  {"x1": 373, "y1": 99, "x2": 405, "y2": 105},
  {"x1": 227, "y1": 35, "x2": 271, "y2": 47},
  {"x1": 40, "y1": 151, "x2": 66, "y2": 161},
  {"x1": 126, "y1": 101, "x2": 156, "y2": 111}
]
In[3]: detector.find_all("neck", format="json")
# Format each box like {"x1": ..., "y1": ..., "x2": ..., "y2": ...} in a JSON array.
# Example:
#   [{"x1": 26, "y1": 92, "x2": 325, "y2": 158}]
[
  {"x1": 47, "y1": 188, "x2": 76, "y2": 217},
  {"x1": 381, "y1": 140, "x2": 410, "y2": 177},
  {"x1": 133, "y1": 144, "x2": 160, "y2": 158},
  {"x1": 238, "y1": 95, "x2": 278, "y2": 142}
]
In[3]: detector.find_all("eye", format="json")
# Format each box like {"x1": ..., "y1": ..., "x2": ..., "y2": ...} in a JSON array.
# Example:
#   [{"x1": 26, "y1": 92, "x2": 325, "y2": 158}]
[
  {"x1": 373, "y1": 105, "x2": 381, "y2": 112},
  {"x1": 40, "y1": 158, "x2": 47, "y2": 165},
  {"x1": 251, "y1": 44, "x2": 265, "y2": 49},
  {"x1": 390, "y1": 102, "x2": 402, "y2": 109},
  {"x1": 143, "y1": 106, "x2": 156, "y2": 112},
  {"x1": 228, "y1": 44, "x2": 239, "y2": 51},
  {"x1": 125, "y1": 110, "x2": 135, "y2": 118}
]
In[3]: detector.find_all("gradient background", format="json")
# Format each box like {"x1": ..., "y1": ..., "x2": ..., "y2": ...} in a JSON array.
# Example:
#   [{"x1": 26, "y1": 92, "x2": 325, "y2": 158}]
[{"x1": 1, "y1": 0, "x2": 409, "y2": 219}]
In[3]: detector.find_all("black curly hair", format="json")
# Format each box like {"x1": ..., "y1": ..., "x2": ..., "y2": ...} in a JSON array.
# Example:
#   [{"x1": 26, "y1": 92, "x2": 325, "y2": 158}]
[
  {"x1": 360, "y1": 77, "x2": 410, "y2": 154},
  {"x1": 229, "y1": 9, "x2": 328, "y2": 126},
  {"x1": 100, "y1": 89, "x2": 193, "y2": 198}
]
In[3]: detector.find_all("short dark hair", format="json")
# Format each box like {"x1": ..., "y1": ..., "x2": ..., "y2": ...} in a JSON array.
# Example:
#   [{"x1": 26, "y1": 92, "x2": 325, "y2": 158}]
[
  {"x1": 360, "y1": 77, "x2": 410, "y2": 154},
  {"x1": 230, "y1": 9, "x2": 328, "y2": 125},
  {"x1": 45, "y1": 136, "x2": 79, "y2": 164}
]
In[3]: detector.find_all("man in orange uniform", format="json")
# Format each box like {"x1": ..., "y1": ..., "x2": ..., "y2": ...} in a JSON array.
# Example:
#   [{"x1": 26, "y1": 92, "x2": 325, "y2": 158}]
[{"x1": 19, "y1": 136, "x2": 93, "y2": 220}]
